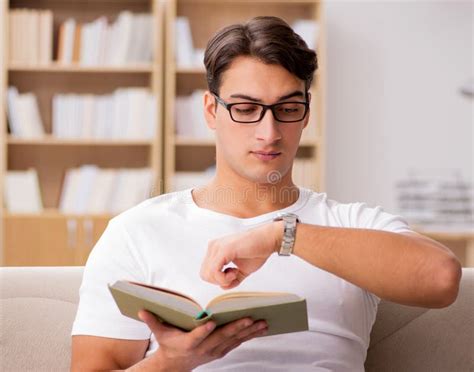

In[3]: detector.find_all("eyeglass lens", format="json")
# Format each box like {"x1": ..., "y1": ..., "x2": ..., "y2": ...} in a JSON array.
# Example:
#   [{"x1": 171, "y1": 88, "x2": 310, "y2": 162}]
[{"x1": 230, "y1": 102, "x2": 306, "y2": 123}]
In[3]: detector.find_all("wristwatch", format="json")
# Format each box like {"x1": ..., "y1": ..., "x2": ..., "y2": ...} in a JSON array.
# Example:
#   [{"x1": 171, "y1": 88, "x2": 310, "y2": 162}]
[{"x1": 273, "y1": 212, "x2": 299, "y2": 256}]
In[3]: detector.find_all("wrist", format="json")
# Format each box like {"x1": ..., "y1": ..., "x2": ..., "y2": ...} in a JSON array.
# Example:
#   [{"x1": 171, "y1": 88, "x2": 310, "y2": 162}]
[
  {"x1": 271, "y1": 220, "x2": 284, "y2": 254},
  {"x1": 152, "y1": 349, "x2": 190, "y2": 372}
]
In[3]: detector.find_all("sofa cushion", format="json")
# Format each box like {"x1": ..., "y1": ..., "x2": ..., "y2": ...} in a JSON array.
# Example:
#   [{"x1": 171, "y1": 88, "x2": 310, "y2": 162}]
[{"x1": 1, "y1": 266, "x2": 472, "y2": 372}]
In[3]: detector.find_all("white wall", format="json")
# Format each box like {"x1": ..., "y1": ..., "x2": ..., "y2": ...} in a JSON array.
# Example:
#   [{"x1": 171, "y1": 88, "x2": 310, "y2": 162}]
[{"x1": 324, "y1": 1, "x2": 473, "y2": 213}]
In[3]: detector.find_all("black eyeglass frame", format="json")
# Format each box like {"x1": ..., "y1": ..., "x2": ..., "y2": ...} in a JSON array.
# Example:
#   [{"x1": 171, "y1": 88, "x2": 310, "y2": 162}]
[{"x1": 212, "y1": 93, "x2": 310, "y2": 124}]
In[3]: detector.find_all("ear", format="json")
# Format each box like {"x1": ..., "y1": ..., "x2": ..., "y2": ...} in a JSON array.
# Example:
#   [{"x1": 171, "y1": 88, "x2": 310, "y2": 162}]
[
  {"x1": 204, "y1": 91, "x2": 217, "y2": 130},
  {"x1": 302, "y1": 92, "x2": 312, "y2": 129}
]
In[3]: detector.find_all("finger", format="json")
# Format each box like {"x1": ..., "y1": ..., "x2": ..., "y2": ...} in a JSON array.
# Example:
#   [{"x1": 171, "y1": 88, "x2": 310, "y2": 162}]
[
  {"x1": 198, "y1": 317, "x2": 254, "y2": 352},
  {"x1": 233, "y1": 320, "x2": 267, "y2": 341},
  {"x1": 220, "y1": 269, "x2": 246, "y2": 290},
  {"x1": 223, "y1": 268, "x2": 238, "y2": 283},
  {"x1": 186, "y1": 321, "x2": 217, "y2": 349},
  {"x1": 202, "y1": 254, "x2": 231, "y2": 287},
  {"x1": 211, "y1": 257, "x2": 231, "y2": 287},
  {"x1": 220, "y1": 279, "x2": 240, "y2": 290},
  {"x1": 200, "y1": 248, "x2": 225, "y2": 285},
  {"x1": 213, "y1": 322, "x2": 268, "y2": 357}
]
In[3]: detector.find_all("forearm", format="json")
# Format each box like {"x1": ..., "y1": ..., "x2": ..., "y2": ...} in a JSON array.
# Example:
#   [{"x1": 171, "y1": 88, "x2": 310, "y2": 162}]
[
  {"x1": 123, "y1": 350, "x2": 189, "y2": 372},
  {"x1": 276, "y1": 222, "x2": 461, "y2": 308}
]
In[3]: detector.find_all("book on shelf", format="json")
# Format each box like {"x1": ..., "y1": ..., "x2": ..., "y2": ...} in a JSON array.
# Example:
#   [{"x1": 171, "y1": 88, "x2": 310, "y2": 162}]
[
  {"x1": 52, "y1": 88, "x2": 156, "y2": 140},
  {"x1": 57, "y1": 18, "x2": 76, "y2": 64},
  {"x1": 59, "y1": 165, "x2": 153, "y2": 215},
  {"x1": 9, "y1": 9, "x2": 53, "y2": 65},
  {"x1": 396, "y1": 170, "x2": 474, "y2": 227},
  {"x1": 175, "y1": 90, "x2": 213, "y2": 139},
  {"x1": 293, "y1": 158, "x2": 316, "y2": 190},
  {"x1": 7, "y1": 87, "x2": 45, "y2": 138},
  {"x1": 301, "y1": 115, "x2": 318, "y2": 142},
  {"x1": 56, "y1": 11, "x2": 153, "y2": 66},
  {"x1": 174, "y1": 17, "x2": 204, "y2": 68},
  {"x1": 4, "y1": 169, "x2": 43, "y2": 213},
  {"x1": 107, "y1": 168, "x2": 154, "y2": 215},
  {"x1": 108, "y1": 280, "x2": 308, "y2": 336}
]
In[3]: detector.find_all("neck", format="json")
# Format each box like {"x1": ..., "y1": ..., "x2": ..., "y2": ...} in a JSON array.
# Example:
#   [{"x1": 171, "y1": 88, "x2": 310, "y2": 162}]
[{"x1": 192, "y1": 165, "x2": 299, "y2": 219}]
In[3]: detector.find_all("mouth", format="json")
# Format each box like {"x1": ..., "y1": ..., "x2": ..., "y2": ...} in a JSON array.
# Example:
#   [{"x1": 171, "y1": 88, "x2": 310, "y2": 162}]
[{"x1": 250, "y1": 151, "x2": 282, "y2": 161}]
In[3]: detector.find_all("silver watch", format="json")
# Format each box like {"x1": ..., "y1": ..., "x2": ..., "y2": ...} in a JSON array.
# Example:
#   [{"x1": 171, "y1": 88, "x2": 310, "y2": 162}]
[{"x1": 273, "y1": 212, "x2": 299, "y2": 256}]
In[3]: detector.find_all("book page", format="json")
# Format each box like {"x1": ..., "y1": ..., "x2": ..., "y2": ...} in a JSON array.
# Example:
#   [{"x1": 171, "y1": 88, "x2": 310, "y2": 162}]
[
  {"x1": 112, "y1": 281, "x2": 202, "y2": 317},
  {"x1": 207, "y1": 292, "x2": 301, "y2": 314}
]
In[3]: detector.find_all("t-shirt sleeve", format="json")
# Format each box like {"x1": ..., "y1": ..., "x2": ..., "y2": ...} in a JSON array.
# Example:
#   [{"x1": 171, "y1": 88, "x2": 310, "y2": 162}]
[
  {"x1": 333, "y1": 201, "x2": 413, "y2": 234},
  {"x1": 71, "y1": 217, "x2": 151, "y2": 340}
]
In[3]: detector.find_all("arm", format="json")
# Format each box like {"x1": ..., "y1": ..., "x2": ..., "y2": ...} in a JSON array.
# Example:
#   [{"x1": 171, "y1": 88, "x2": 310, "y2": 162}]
[
  {"x1": 200, "y1": 222, "x2": 462, "y2": 308},
  {"x1": 71, "y1": 312, "x2": 268, "y2": 372},
  {"x1": 71, "y1": 336, "x2": 149, "y2": 371}
]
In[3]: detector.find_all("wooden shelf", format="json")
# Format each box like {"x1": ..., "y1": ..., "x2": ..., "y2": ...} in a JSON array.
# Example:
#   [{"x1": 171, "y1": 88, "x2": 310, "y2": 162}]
[
  {"x1": 7, "y1": 136, "x2": 154, "y2": 146},
  {"x1": 2, "y1": 0, "x2": 325, "y2": 266},
  {"x1": 176, "y1": 67, "x2": 206, "y2": 74},
  {"x1": 8, "y1": 63, "x2": 154, "y2": 73},
  {"x1": 174, "y1": 137, "x2": 214, "y2": 146},
  {"x1": 1, "y1": 0, "x2": 166, "y2": 266},
  {"x1": 3, "y1": 209, "x2": 113, "y2": 219}
]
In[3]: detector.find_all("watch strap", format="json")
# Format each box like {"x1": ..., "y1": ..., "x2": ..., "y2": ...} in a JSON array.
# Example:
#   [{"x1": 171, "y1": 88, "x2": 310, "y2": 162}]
[{"x1": 273, "y1": 213, "x2": 299, "y2": 256}]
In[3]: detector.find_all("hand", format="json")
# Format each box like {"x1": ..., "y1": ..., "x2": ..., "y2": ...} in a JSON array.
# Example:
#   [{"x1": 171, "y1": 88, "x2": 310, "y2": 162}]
[
  {"x1": 200, "y1": 221, "x2": 283, "y2": 289},
  {"x1": 138, "y1": 310, "x2": 268, "y2": 371}
]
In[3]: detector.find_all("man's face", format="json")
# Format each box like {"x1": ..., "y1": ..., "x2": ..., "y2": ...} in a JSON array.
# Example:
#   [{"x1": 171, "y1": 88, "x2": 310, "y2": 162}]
[{"x1": 204, "y1": 56, "x2": 310, "y2": 185}]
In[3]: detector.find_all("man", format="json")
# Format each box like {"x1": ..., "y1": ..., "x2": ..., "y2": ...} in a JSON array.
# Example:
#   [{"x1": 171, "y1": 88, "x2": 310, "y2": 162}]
[{"x1": 71, "y1": 16, "x2": 461, "y2": 371}]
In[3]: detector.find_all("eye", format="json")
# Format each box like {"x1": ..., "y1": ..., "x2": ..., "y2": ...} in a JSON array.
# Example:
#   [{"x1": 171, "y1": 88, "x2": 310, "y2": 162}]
[
  {"x1": 233, "y1": 104, "x2": 259, "y2": 115},
  {"x1": 277, "y1": 103, "x2": 303, "y2": 113}
]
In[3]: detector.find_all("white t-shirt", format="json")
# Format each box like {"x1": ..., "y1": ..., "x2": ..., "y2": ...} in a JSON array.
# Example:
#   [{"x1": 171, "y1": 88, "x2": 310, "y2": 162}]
[{"x1": 71, "y1": 187, "x2": 412, "y2": 371}]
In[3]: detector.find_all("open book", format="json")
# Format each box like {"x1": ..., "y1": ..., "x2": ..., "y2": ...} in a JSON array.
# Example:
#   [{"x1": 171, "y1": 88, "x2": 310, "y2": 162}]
[{"x1": 108, "y1": 280, "x2": 308, "y2": 337}]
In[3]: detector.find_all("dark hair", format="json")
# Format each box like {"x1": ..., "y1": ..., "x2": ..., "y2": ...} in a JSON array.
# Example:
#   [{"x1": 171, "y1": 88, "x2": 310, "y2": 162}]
[{"x1": 204, "y1": 16, "x2": 318, "y2": 95}]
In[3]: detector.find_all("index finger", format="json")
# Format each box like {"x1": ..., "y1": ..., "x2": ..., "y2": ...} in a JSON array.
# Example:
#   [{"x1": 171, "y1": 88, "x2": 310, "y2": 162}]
[{"x1": 201, "y1": 252, "x2": 236, "y2": 288}]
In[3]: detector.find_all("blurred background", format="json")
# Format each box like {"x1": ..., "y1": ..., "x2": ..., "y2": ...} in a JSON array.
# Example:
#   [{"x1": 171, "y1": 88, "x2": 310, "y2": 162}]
[{"x1": 0, "y1": 0, "x2": 472, "y2": 267}]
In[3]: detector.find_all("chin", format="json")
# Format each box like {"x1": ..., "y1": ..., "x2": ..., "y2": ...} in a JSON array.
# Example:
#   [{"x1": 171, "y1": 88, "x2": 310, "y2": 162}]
[{"x1": 247, "y1": 168, "x2": 288, "y2": 185}]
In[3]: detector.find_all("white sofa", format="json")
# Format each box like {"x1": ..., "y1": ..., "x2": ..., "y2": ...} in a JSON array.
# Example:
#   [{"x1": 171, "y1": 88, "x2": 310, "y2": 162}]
[{"x1": 0, "y1": 266, "x2": 472, "y2": 371}]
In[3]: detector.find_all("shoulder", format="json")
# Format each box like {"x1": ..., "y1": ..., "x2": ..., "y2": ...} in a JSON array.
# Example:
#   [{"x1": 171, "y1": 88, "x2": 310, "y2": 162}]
[
  {"x1": 300, "y1": 188, "x2": 412, "y2": 232},
  {"x1": 109, "y1": 189, "x2": 192, "y2": 230}
]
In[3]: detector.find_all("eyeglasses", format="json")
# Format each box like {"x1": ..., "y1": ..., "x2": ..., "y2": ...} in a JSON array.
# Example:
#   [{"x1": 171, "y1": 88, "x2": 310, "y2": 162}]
[{"x1": 213, "y1": 94, "x2": 309, "y2": 124}]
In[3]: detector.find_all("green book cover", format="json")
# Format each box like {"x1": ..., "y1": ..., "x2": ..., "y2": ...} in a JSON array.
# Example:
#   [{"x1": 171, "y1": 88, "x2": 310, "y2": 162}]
[{"x1": 108, "y1": 280, "x2": 308, "y2": 337}]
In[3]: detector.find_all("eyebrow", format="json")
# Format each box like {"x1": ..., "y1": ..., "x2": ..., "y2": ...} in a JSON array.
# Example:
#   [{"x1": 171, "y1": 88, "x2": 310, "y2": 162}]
[{"x1": 229, "y1": 90, "x2": 305, "y2": 103}]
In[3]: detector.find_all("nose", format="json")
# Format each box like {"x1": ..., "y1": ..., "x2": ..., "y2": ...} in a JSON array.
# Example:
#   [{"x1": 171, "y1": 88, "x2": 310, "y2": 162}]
[{"x1": 255, "y1": 108, "x2": 282, "y2": 143}]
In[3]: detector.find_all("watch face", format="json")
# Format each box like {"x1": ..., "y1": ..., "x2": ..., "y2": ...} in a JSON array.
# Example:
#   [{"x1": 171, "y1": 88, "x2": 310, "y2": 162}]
[
  {"x1": 276, "y1": 212, "x2": 298, "y2": 220},
  {"x1": 279, "y1": 212, "x2": 299, "y2": 223}
]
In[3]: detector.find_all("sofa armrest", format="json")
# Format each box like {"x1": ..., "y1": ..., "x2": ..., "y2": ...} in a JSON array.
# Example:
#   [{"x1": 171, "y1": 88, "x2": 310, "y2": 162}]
[
  {"x1": 0, "y1": 266, "x2": 85, "y2": 372},
  {"x1": 366, "y1": 268, "x2": 474, "y2": 371}
]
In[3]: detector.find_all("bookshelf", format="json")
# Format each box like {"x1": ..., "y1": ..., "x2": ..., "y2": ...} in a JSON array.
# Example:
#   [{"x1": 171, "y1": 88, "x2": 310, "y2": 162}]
[
  {"x1": 1, "y1": 0, "x2": 327, "y2": 266},
  {"x1": 1, "y1": 1, "x2": 471, "y2": 268},
  {"x1": 8, "y1": 63, "x2": 154, "y2": 73},
  {"x1": 7, "y1": 135, "x2": 154, "y2": 146},
  {"x1": 164, "y1": 0, "x2": 326, "y2": 193},
  {"x1": 0, "y1": 0, "x2": 164, "y2": 266}
]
